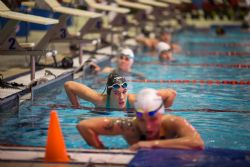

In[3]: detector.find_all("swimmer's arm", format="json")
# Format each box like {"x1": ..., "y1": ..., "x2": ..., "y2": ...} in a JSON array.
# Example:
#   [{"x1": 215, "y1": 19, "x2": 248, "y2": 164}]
[
  {"x1": 135, "y1": 36, "x2": 147, "y2": 43},
  {"x1": 88, "y1": 62, "x2": 113, "y2": 74},
  {"x1": 101, "y1": 67, "x2": 114, "y2": 73},
  {"x1": 157, "y1": 89, "x2": 177, "y2": 108},
  {"x1": 88, "y1": 62, "x2": 101, "y2": 73},
  {"x1": 155, "y1": 117, "x2": 204, "y2": 150},
  {"x1": 77, "y1": 117, "x2": 137, "y2": 149},
  {"x1": 171, "y1": 43, "x2": 182, "y2": 53},
  {"x1": 130, "y1": 134, "x2": 204, "y2": 151},
  {"x1": 130, "y1": 116, "x2": 204, "y2": 150},
  {"x1": 64, "y1": 81, "x2": 104, "y2": 107},
  {"x1": 136, "y1": 37, "x2": 158, "y2": 49},
  {"x1": 158, "y1": 117, "x2": 204, "y2": 149},
  {"x1": 128, "y1": 94, "x2": 136, "y2": 108}
]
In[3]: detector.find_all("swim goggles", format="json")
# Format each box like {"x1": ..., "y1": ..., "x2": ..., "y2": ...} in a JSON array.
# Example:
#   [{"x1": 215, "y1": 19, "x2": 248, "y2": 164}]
[
  {"x1": 136, "y1": 102, "x2": 163, "y2": 118},
  {"x1": 108, "y1": 82, "x2": 128, "y2": 90},
  {"x1": 161, "y1": 47, "x2": 172, "y2": 53},
  {"x1": 119, "y1": 55, "x2": 130, "y2": 61}
]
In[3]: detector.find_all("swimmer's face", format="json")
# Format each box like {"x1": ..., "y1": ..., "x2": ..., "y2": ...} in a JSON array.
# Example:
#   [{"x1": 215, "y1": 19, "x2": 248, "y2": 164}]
[
  {"x1": 95, "y1": 0, "x2": 103, "y2": 3},
  {"x1": 117, "y1": 55, "x2": 133, "y2": 72},
  {"x1": 159, "y1": 51, "x2": 172, "y2": 61},
  {"x1": 161, "y1": 33, "x2": 171, "y2": 43},
  {"x1": 136, "y1": 112, "x2": 162, "y2": 140},
  {"x1": 110, "y1": 87, "x2": 128, "y2": 109}
]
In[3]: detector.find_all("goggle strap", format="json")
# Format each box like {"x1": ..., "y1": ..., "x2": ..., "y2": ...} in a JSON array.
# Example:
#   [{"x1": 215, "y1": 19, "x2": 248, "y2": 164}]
[{"x1": 136, "y1": 102, "x2": 164, "y2": 117}]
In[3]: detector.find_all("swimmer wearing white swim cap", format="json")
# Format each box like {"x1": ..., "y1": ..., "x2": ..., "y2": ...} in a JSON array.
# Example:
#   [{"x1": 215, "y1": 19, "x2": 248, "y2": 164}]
[
  {"x1": 135, "y1": 88, "x2": 164, "y2": 115},
  {"x1": 83, "y1": 46, "x2": 145, "y2": 79},
  {"x1": 77, "y1": 88, "x2": 204, "y2": 150},
  {"x1": 156, "y1": 42, "x2": 173, "y2": 62}
]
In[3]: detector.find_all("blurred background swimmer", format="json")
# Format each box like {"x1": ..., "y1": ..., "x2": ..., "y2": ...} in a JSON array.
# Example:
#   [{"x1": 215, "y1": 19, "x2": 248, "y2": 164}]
[
  {"x1": 215, "y1": 26, "x2": 226, "y2": 36},
  {"x1": 88, "y1": 47, "x2": 145, "y2": 79},
  {"x1": 136, "y1": 29, "x2": 182, "y2": 53},
  {"x1": 156, "y1": 42, "x2": 175, "y2": 62},
  {"x1": 77, "y1": 88, "x2": 204, "y2": 150}
]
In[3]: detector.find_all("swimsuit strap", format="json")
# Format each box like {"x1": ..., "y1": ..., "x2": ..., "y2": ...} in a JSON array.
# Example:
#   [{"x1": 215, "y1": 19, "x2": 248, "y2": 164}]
[
  {"x1": 105, "y1": 95, "x2": 110, "y2": 111},
  {"x1": 126, "y1": 95, "x2": 131, "y2": 109}
]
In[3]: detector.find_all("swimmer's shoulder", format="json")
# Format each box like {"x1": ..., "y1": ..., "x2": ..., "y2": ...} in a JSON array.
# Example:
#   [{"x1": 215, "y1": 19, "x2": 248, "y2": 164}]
[
  {"x1": 94, "y1": 94, "x2": 108, "y2": 107},
  {"x1": 162, "y1": 114, "x2": 190, "y2": 128},
  {"x1": 161, "y1": 114, "x2": 178, "y2": 124},
  {"x1": 128, "y1": 94, "x2": 136, "y2": 107},
  {"x1": 102, "y1": 67, "x2": 114, "y2": 73}
]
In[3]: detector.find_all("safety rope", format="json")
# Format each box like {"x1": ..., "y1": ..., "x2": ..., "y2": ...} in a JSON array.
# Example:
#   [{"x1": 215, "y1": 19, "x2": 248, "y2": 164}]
[
  {"x1": 127, "y1": 79, "x2": 250, "y2": 85},
  {"x1": 137, "y1": 62, "x2": 250, "y2": 68},
  {"x1": 186, "y1": 42, "x2": 250, "y2": 47},
  {"x1": 184, "y1": 51, "x2": 250, "y2": 56},
  {"x1": 32, "y1": 104, "x2": 250, "y2": 113}
]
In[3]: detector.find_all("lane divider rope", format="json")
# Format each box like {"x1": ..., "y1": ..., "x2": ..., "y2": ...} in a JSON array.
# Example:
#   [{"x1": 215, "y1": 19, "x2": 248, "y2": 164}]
[
  {"x1": 32, "y1": 104, "x2": 250, "y2": 113},
  {"x1": 186, "y1": 42, "x2": 250, "y2": 47},
  {"x1": 127, "y1": 79, "x2": 250, "y2": 85},
  {"x1": 184, "y1": 51, "x2": 250, "y2": 56},
  {"x1": 137, "y1": 62, "x2": 250, "y2": 68}
]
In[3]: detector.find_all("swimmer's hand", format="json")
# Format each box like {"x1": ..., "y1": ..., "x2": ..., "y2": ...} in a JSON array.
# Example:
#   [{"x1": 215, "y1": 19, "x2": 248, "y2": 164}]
[
  {"x1": 71, "y1": 104, "x2": 80, "y2": 109},
  {"x1": 129, "y1": 141, "x2": 154, "y2": 151},
  {"x1": 88, "y1": 62, "x2": 101, "y2": 74},
  {"x1": 157, "y1": 89, "x2": 177, "y2": 108},
  {"x1": 172, "y1": 43, "x2": 182, "y2": 53}
]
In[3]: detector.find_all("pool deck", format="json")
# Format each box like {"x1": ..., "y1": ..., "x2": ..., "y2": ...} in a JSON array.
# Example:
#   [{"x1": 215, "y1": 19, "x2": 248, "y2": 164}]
[
  {"x1": 0, "y1": 49, "x2": 112, "y2": 105},
  {"x1": 0, "y1": 146, "x2": 135, "y2": 166}
]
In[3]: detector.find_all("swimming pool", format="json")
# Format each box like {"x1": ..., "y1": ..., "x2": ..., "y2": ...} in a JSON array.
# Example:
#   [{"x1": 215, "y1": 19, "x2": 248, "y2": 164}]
[{"x1": 0, "y1": 28, "x2": 250, "y2": 152}]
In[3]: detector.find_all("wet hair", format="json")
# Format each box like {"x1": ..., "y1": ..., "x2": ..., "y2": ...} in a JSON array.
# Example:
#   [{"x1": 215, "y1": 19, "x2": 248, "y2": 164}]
[
  {"x1": 241, "y1": 21, "x2": 249, "y2": 29},
  {"x1": 141, "y1": 28, "x2": 150, "y2": 37},
  {"x1": 216, "y1": 26, "x2": 225, "y2": 36},
  {"x1": 106, "y1": 72, "x2": 127, "y2": 95}
]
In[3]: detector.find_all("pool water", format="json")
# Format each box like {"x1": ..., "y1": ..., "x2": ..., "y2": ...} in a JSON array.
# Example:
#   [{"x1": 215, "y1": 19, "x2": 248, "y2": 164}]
[{"x1": 0, "y1": 28, "x2": 250, "y2": 151}]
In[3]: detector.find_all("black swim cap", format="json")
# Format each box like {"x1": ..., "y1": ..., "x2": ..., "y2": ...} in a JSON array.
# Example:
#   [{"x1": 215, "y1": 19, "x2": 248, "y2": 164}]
[{"x1": 106, "y1": 72, "x2": 127, "y2": 95}]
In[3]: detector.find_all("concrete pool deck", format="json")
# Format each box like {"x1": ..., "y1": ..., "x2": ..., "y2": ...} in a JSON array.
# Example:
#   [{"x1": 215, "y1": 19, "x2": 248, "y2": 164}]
[{"x1": 0, "y1": 146, "x2": 135, "y2": 166}]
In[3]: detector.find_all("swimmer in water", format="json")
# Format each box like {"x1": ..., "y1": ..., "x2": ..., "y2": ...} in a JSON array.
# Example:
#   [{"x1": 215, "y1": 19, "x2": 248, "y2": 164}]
[
  {"x1": 64, "y1": 73, "x2": 176, "y2": 110},
  {"x1": 88, "y1": 47, "x2": 145, "y2": 79},
  {"x1": 77, "y1": 88, "x2": 204, "y2": 150},
  {"x1": 156, "y1": 42, "x2": 174, "y2": 62},
  {"x1": 136, "y1": 29, "x2": 182, "y2": 53},
  {"x1": 215, "y1": 26, "x2": 226, "y2": 36}
]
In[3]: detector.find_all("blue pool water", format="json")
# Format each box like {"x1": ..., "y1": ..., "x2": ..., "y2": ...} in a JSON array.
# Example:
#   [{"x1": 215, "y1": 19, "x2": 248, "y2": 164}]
[{"x1": 0, "y1": 28, "x2": 250, "y2": 151}]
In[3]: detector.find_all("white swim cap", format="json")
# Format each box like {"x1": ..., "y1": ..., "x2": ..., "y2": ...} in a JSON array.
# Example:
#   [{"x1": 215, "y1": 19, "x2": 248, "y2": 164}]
[
  {"x1": 119, "y1": 48, "x2": 134, "y2": 59},
  {"x1": 135, "y1": 88, "x2": 164, "y2": 114},
  {"x1": 156, "y1": 42, "x2": 171, "y2": 55}
]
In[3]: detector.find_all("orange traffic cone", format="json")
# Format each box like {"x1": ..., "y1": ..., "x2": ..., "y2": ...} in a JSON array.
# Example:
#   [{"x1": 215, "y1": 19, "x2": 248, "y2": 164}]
[{"x1": 45, "y1": 110, "x2": 69, "y2": 162}]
